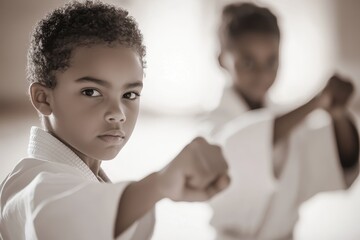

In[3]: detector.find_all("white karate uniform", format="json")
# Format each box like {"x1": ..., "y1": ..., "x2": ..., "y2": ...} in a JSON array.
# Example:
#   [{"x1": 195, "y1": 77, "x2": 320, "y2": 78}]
[
  {"x1": 294, "y1": 172, "x2": 360, "y2": 240},
  {"x1": 205, "y1": 87, "x2": 346, "y2": 240},
  {"x1": 0, "y1": 127, "x2": 155, "y2": 240}
]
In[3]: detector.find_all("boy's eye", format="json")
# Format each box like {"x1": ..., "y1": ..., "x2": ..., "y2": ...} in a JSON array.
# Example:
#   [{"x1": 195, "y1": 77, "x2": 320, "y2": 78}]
[
  {"x1": 81, "y1": 89, "x2": 102, "y2": 97},
  {"x1": 123, "y1": 92, "x2": 140, "y2": 100}
]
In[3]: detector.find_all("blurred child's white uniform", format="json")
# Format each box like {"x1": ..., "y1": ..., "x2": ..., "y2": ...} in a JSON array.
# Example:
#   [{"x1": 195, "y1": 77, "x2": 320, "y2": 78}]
[
  {"x1": 206, "y1": 87, "x2": 346, "y2": 240},
  {"x1": 294, "y1": 170, "x2": 360, "y2": 240},
  {"x1": 0, "y1": 127, "x2": 155, "y2": 240}
]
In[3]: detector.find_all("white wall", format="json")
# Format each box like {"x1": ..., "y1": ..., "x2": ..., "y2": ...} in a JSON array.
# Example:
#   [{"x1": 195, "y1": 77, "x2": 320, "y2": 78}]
[
  {"x1": 1, "y1": 0, "x2": 359, "y2": 113},
  {"x1": 0, "y1": 0, "x2": 64, "y2": 104},
  {"x1": 334, "y1": 0, "x2": 360, "y2": 108}
]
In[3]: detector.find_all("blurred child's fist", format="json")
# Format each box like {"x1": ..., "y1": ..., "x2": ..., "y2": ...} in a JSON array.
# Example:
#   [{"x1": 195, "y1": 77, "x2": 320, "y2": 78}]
[
  {"x1": 318, "y1": 74, "x2": 354, "y2": 113},
  {"x1": 156, "y1": 137, "x2": 230, "y2": 202}
]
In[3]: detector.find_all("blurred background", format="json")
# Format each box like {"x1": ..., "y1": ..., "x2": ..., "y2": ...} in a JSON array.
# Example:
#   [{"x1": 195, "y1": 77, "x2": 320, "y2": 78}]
[{"x1": 0, "y1": 0, "x2": 359, "y2": 239}]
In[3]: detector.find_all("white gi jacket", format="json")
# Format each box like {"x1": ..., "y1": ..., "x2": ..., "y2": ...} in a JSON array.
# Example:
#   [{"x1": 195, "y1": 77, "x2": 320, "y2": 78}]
[
  {"x1": 294, "y1": 170, "x2": 360, "y2": 240},
  {"x1": 0, "y1": 127, "x2": 155, "y2": 240},
  {"x1": 205, "y1": 87, "x2": 346, "y2": 240}
]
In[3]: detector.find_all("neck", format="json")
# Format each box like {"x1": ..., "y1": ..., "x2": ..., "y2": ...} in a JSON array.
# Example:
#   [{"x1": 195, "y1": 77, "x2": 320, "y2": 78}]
[
  {"x1": 234, "y1": 88, "x2": 264, "y2": 110},
  {"x1": 44, "y1": 123, "x2": 102, "y2": 177},
  {"x1": 64, "y1": 145, "x2": 102, "y2": 177},
  {"x1": 78, "y1": 155, "x2": 102, "y2": 177}
]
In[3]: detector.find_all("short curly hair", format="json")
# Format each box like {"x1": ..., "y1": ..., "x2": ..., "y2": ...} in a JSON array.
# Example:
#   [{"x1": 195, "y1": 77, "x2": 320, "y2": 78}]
[
  {"x1": 220, "y1": 2, "x2": 280, "y2": 48},
  {"x1": 27, "y1": 0, "x2": 145, "y2": 88}
]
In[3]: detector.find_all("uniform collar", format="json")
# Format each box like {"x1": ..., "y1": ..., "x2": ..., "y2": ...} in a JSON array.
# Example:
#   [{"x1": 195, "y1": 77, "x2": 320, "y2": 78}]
[
  {"x1": 224, "y1": 86, "x2": 275, "y2": 112},
  {"x1": 27, "y1": 126, "x2": 109, "y2": 182}
]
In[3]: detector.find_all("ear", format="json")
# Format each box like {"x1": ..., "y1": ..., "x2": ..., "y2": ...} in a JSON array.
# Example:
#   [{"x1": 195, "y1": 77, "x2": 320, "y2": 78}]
[
  {"x1": 218, "y1": 52, "x2": 225, "y2": 69},
  {"x1": 218, "y1": 50, "x2": 233, "y2": 71},
  {"x1": 29, "y1": 83, "x2": 53, "y2": 116}
]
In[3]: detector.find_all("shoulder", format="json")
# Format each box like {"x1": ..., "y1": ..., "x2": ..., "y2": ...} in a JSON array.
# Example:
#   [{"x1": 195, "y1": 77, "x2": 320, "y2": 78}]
[
  {"x1": 6, "y1": 157, "x2": 84, "y2": 182},
  {"x1": 216, "y1": 87, "x2": 248, "y2": 113},
  {"x1": 205, "y1": 88, "x2": 248, "y2": 129},
  {"x1": 0, "y1": 158, "x2": 86, "y2": 203}
]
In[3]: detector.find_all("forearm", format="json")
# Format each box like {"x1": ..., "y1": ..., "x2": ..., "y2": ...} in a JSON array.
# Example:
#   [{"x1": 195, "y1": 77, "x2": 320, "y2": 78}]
[
  {"x1": 274, "y1": 96, "x2": 320, "y2": 144},
  {"x1": 112, "y1": 137, "x2": 230, "y2": 237},
  {"x1": 331, "y1": 110, "x2": 359, "y2": 169},
  {"x1": 114, "y1": 172, "x2": 164, "y2": 238}
]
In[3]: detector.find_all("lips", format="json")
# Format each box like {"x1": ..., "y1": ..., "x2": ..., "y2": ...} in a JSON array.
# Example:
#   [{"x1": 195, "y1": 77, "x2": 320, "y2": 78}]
[{"x1": 98, "y1": 130, "x2": 125, "y2": 144}]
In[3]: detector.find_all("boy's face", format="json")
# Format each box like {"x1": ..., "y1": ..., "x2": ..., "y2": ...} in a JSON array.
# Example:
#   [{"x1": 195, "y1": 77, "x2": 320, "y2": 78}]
[
  {"x1": 223, "y1": 33, "x2": 279, "y2": 103},
  {"x1": 48, "y1": 45, "x2": 143, "y2": 160}
]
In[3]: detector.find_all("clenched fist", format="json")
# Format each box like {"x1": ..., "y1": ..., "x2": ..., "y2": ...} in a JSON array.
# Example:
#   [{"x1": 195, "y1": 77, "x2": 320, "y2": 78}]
[
  {"x1": 156, "y1": 137, "x2": 230, "y2": 202},
  {"x1": 318, "y1": 74, "x2": 354, "y2": 113}
]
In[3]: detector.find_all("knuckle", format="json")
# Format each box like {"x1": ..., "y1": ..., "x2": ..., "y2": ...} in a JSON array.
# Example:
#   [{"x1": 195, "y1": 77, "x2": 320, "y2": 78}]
[{"x1": 193, "y1": 136, "x2": 208, "y2": 145}]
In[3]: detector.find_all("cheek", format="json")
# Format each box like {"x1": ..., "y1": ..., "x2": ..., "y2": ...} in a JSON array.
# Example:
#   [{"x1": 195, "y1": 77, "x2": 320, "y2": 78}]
[
  {"x1": 233, "y1": 73, "x2": 254, "y2": 90},
  {"x1": 233, "y1": 65, "x2": 253, "y2": 82},
  {"x1": 124, "y1": 105, "x2": 139, "y2": 133},
  {"x1": 52, "y1": 98, "x2": 100, "y2": 134},
  {"x1": 264, "y1": 72, "x2": 277, "y2": 87}
]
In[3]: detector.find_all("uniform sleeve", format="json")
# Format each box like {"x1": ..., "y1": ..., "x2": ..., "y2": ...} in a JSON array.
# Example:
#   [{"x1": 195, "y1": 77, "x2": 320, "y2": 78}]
[
  {"x1": 293, "y1": 110, "x2": 360, "y2": 240},
  {"x1": 294, "y1": 180, "x2": 360, "y2": 240},
  {"x1": 26, "y1": 172, "x2": 155, "y2": 240},
  {"x1": 299, "y1": 110, "x2": 346, "y2": 201},
  {"x1": 209, "y1": 110, "x2": 278, "y2": 235},
  {"x1": 198, "y1": 87, "x2": 249, "y2": 138}
]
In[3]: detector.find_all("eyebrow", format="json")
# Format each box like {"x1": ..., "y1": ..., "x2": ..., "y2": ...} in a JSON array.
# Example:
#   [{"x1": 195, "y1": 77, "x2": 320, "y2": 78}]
[
  {"x1": 75, "y1": 76, "x2": 143, "y2": 88},
  {"x1": 76, "y1": 77, "x2": 110, "y2": 87},
  {"x1": 125, "y1": 81, "x2": 143, "y2": 89}
]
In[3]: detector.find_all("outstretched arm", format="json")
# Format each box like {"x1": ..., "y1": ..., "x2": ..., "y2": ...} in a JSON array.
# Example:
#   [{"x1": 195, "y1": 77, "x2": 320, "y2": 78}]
[
  {"x1": 272, "y1": 96, "x2": 325, "y2": 178},
  {"x1": 114, "y1": 137, "x2": 230, "y2": 238},
  {"x1": 114, "y1": 172, "x2": 162, "y2": 237},
  {"x1": 325, "y1": 76, "x2": 359, "y2": 175},
  {"x1": 273, "y1": 75, "x2": 359, "y2": 178},
  {"x1": 331, "y1": 109, "x2": 359, "y2": 170},
  {"x1": 273, "y1": 96, "x2": 324, "y2": 145}
]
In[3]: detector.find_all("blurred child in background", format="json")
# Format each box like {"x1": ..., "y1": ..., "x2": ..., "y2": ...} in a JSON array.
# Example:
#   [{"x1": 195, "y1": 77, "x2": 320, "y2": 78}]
[{"x1": 204, "y1": 2, "x2": 359, "y2": 239}]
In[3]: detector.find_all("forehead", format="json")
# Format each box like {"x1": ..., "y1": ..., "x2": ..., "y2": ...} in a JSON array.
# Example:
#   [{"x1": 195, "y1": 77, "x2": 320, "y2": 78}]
[
  {"x1": 229, "y1": 33, "x2": 279, "y2": 58},
  {"x1": 62, "y1": 44, "x2": 143, "y2": 85}
]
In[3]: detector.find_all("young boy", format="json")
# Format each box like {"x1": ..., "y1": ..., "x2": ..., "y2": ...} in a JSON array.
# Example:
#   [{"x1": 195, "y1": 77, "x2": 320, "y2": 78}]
[
  {"x1": 206, "y1": 2, "x2": 359, "y2": 240},
  {"x1": 0, "y1": 1, "x2": 230, "y2": 239}
]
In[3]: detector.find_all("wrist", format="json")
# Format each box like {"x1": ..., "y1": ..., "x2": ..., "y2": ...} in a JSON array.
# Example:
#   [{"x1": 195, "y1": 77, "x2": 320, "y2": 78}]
[
  {"x1": 154, "y1": 166, "x2": 183, "y2": 201},
  {"x1": 314, "y1": 93, "x2": 330, "y2": 110},
  {"x1": 329, "y1": 107, "x2": 347, "y2": 120},
  {"x1": 125, "y1": 172, "x2": 166, "y2": 205},
  {"x1": 148, "y1": 171, "x2": 167, "y2": 202}
]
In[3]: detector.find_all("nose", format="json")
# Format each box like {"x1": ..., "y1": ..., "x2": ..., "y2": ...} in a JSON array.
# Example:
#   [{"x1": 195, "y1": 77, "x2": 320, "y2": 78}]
[
  {"x1": 105, "y1": 102, "x2": 126, "y2": 123},
  {"x1": 253, "y1": 67, "x2": 276, "y2": 85}
]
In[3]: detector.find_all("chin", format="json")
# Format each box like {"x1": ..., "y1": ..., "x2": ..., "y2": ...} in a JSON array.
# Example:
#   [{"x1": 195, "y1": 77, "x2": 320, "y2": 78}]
[
  {"x1": 100, "y1": 157, "x2": 117, "y2": 161},
  {"x1": 102, "y1": 151, "x2": 121, "y2": 160},
  {"x1": 252, "y1": 91, "x2": 266, "y2": 101},
  {"x1": 96, "y1": 147, "x2": 123, "y2": 160}
]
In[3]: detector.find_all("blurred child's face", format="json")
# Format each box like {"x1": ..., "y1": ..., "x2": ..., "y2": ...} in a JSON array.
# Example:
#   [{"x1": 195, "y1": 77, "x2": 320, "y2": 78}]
[
  {"x1": 48, "y1": 45, "x2": 143, "y2": 160},
  {"x1": 223, "y1": 33, "x2": 279, "y2": 104}
]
